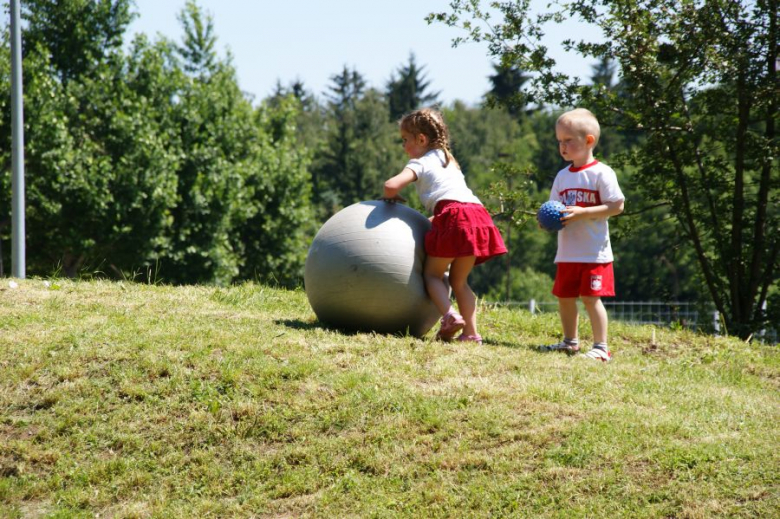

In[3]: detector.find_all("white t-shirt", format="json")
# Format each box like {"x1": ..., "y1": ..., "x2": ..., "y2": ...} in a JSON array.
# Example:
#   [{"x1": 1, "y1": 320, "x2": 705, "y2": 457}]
[
  {"x1": 405, "y1": 149, "x2": 482, "y2": 213},
  {"x1": 550, "y1": 160, "x2": 624, "y2": 263}
]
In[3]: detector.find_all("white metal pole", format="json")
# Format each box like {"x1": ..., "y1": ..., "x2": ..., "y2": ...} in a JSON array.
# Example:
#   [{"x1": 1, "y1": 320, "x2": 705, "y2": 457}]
[
  {"x1": 10, "y1": 0, "x2": 26, "y2": 279},
  {"x1": 712, "y1": 311, "x2": 720, "y2": 336}
]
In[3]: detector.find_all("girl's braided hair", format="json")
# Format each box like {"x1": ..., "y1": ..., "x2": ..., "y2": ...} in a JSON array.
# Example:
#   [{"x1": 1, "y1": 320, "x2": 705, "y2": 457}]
[{"x1": 399, "y1": 108, "x2": 457, "y2": 167}]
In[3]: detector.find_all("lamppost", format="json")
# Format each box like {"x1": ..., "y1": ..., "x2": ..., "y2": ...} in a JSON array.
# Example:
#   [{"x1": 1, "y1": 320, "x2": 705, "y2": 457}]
[{"x1": 10, "y1": 0, "x2": 25, "y2": 279}]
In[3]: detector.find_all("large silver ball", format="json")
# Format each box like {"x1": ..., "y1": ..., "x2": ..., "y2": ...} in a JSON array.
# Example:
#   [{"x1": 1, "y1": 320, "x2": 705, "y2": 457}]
[{"x1": 304, "y1": 201, "x2": 440, "y2": 337}]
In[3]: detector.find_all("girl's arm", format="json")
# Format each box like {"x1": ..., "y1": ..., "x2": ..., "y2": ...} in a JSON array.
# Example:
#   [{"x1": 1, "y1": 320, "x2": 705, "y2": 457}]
[{"x1": 383, "y1": 168, "x2": 417, "y2": 202}]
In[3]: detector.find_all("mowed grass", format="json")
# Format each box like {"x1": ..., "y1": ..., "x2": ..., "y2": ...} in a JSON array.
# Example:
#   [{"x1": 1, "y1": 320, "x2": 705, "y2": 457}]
[{"x1": 0, "y1": 280, "x2": 777, "y2": 518}]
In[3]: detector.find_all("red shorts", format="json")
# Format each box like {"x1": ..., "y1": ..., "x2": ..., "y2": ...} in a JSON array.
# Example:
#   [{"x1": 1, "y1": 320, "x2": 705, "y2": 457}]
[
  {"x1": 425, "y1": 200, "x2": 507, "y2": 265},
  {"x1": 553, "y1": 262, "x2": 615, "y2": 298}
]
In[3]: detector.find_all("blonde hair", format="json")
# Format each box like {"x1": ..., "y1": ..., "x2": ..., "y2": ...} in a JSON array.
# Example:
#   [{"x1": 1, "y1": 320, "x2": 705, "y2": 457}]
[
  {"x1": 399, "y1": 108, "x2": 456, "y2": 167},
  {"x1": 557, "y1": 108, "x2": 601, "y2": 147}
]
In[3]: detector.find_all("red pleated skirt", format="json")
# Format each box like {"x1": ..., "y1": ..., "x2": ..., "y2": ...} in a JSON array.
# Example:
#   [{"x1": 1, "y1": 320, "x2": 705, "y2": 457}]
[{"x1": 425, "y1": 200, "x2": 508, "y2": 265}]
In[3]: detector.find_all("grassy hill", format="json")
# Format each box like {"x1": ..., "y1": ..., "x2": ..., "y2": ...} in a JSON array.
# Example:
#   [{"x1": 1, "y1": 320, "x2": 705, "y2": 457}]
[{"x1": 1, "y1": 280, "x2": 777, "y2": 518}]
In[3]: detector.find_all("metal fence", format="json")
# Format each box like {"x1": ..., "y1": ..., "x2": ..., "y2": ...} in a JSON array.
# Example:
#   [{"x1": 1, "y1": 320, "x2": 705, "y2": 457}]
[{"x1": 488, "y1": 300, "x2": 778, "y2": 344}]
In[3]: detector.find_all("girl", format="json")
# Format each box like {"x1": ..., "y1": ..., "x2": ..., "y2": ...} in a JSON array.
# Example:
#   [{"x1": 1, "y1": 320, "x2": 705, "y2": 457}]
[{"x1": 383, "y1": 108, "x2": 507, "y2": 344}]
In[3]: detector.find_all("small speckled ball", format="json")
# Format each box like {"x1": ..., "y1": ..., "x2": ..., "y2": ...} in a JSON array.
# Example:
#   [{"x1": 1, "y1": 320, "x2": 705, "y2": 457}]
[
  {"x1": 304, "y1": 201, "x2": 441, "y2": 337},
  {"x1": 537, "y1": 200, "x2": 567, "y2": 232}
]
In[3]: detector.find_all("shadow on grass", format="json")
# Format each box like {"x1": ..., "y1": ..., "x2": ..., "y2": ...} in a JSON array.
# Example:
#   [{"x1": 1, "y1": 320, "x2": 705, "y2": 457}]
[
  {"x1": 478, "y1": 337, "x2": 563, "y2": 354},
  {"x1": 276, "y1": 320, "x2": 543, "y2": 352},
  {"x1": 481, "y1": 337, "x2": 527, "y2": 349},
  {"x1": 275, "y1": 318, "x2": 327, "y2": 332},
  {"x1": 276, "y1": 318, "x2": 549, "y2": 349},
  {"x1": 275, "y1": 318, "x2": 437, "y2": 340},
  {"x1": 275, "y1": 318, "x2": 386, "y2": 337}
]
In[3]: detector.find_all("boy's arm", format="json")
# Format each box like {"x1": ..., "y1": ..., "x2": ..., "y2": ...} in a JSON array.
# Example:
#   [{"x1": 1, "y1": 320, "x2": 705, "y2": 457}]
[
  {"x1": 383, "y1": 168, "x2": 417, "y2": 202},
  {"x1": 561, "y1": 199, "x2": 624, "y2": 225}
]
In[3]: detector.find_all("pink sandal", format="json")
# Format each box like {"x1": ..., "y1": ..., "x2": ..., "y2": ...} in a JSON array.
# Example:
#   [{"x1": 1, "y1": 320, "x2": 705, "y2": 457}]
[
  {"x1": 457, "y1": 334, "x2": 483, "y2": 345},
  {"x1": 436, "y1": 312, "x2": 465, "y2": 342}
]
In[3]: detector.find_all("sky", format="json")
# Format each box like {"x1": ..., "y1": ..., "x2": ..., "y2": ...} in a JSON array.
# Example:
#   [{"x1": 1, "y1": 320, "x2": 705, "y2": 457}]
[{"x1": 127, "y1": 0, "x2": 601, "y2": 106}]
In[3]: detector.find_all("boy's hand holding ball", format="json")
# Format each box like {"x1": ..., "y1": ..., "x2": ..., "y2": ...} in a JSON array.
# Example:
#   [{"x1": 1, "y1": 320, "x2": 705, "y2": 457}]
[{"x1": 537, "y1": 201, "x2": 569, "y2": 232}]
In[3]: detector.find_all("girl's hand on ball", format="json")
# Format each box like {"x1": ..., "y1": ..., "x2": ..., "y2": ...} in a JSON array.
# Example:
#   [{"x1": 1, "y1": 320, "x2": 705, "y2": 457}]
[{"x1": 382, "y1": 195, "x2": 407, "y2": 203}]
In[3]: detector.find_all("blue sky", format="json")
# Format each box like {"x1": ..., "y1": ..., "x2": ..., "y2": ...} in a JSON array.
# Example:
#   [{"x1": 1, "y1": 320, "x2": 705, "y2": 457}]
[{"x1": 128, "y1": 0, "x2": 600, "y2": 106}]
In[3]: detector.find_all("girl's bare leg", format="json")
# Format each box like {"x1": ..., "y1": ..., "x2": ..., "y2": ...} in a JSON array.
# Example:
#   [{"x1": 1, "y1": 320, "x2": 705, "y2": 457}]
[
  {"x1": 448, "y1": 256, "x2": 477, "y2": 336},
  {"x1": 424, "y1": 256, "x2": 455, "y2": 316}
]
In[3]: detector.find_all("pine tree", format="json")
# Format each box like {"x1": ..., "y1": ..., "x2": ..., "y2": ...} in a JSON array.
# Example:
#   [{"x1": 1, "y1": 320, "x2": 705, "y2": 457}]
[
  {"x1": 312, "y1": 66, "x2": 402, "y2": 212},
  {"x1": 176, "y1": 0, "x2": 218, "y2": 77},
  {"x1": 486, "y1": 63, "x2": 531, "y2": 118},
  {"x1": 385, "y1": 53, "x2": 440, "y2": 120}
]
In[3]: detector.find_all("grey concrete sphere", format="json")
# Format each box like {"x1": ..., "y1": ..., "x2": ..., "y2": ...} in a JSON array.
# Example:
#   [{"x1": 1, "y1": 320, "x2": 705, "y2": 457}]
[{"x1": 305, "y1": 201, "x2": 440, "y2": 337}]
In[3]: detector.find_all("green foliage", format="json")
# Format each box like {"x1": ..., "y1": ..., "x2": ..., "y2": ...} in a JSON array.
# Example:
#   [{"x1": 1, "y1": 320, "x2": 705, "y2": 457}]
[
  {"x1": 429, "y1": 0, "x2": 779, "y2": 338},
  {"x1": 609, "y1": 165, "x2": 704, "y2": 301},
  {"x1": 527, "y1": 109, "x2": 568, "y2": 188},
  {"x1": 6, "y1": 34, "x2": 182, "y2": 278},
  {"x1": 21, "y1": 0, "x2": 134, "y2": 82},
  {"x1": 0, "y1": 0, "x2": 314, "y2": 286},
  {"x1": 445, "y1": 102, "x2": 538, "y2": 190},
  {"x1": 164, "y1": 4, "x2": 314, "y2": 286},
  {"x1": 163, "y1": 53, "x2": 256, "y2": 284},
  {"x1": 267, "y1": 79, "x2": 326, "y2": 169},
  {"x1": 313, "y1": 67, "x2": 403, "y2": 214},
  {"x1": 177, "y1": 0, "x2": 218, "y2": 77},
  {"x1": 237, "y1": 97, "x2": 314, "y2": 287},
  {"x1": 484, "y1": 266, "x2": 555, "y2": 302}
]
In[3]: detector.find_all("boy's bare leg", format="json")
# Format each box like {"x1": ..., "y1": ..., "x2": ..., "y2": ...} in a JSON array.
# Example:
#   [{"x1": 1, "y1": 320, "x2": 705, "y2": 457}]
[
  {"x1": 582, "y1": 296, "x2": 608, "y2": 344},
  {"x1": 558, "y1": 297, "x2": 579, "y2": 340}
]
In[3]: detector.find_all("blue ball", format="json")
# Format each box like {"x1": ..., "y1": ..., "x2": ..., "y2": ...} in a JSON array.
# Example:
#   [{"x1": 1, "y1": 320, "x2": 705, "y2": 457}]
[{"x1": 537, "y1": 200, "x2": 567, "y2": 232}]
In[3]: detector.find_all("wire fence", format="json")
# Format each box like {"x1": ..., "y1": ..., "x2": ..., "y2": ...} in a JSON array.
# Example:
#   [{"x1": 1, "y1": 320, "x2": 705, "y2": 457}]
[{"x1": 488, "y1": 300, "x2": 778, "y2": 344}]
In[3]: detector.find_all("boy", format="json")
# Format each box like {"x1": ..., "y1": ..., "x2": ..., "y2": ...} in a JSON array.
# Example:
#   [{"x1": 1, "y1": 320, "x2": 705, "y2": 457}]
[{"x1": 540, "y1": 108, "x2": 625, "y2": 362}]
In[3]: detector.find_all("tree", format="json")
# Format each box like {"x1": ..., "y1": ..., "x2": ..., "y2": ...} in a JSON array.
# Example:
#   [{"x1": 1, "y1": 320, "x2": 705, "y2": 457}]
[
  {"x1": 385, "y1": 53, "x2": 440, "y2": 121},
  {"x1": 0, "y1": 0, "x2": 315, "y2": 285},
  {"x1": 316, "y1": 66, "x2": 366, "y2": 211},
  {"x1": 589, "y1": 55, "x2": 617, "y2": 91},
  {"x1": 52, "y1": 38, "x2": 181, "y2": 277},
  {"x1": 21, "y1": 0, "x2": 134, "y2": 83},
  {"x1": 162, "y1": 2, "x2": 276, "y2": 284},
  {"x1": 267, "y1": 78, "x2": 324, "y2": 156},
  {"x1": 269, "y1": 78, "x2": 315, "y2": 111},
  {"x1": 236, "y1": 95, "x2": 314, "y2": 287},
  {"x1": 587, "y1": 56, "x2": 642, "y2": 159},
  {"x1": 1, "y1": 2, "x2": 179, "y2": 278},
  {"x1": 486, "y1": 62, "x2": 532, "y2": 118},
  {"x1": 314, "y1": 66, "x2": 402, "y2": 212},
  {"x1": 429, "y1": 0, "x2": 779, "y2": 338},
  {"x1": 176, "y1": 0, "x2": 217, "y2": 77}
]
